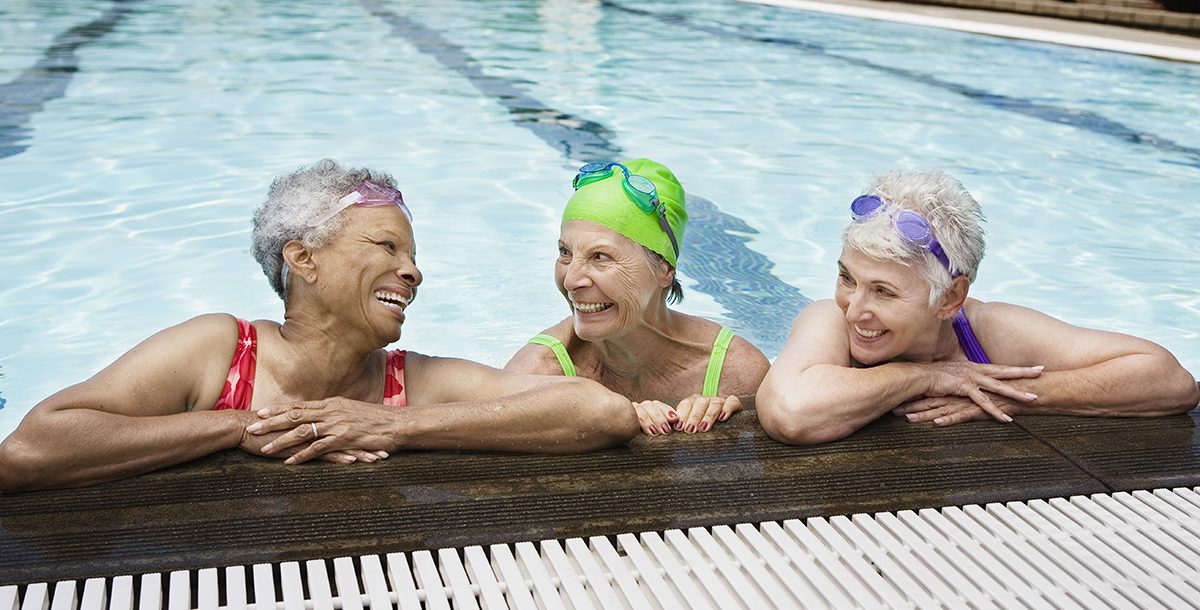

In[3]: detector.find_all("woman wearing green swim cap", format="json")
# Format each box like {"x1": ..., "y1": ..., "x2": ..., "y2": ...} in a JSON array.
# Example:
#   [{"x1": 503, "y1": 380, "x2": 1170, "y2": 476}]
[{"x1": 506, "y1": 159, "x2": 770, "y2": 436}]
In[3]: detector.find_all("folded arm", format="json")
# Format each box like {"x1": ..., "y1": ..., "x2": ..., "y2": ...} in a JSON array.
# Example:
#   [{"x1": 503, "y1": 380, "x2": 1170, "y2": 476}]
[
  {"x1": 756, "y1": 301, "x2": 1040, "y2": 445},
  {"x1": 0, "y1": 314, "x2": 250, "y2": 491},
  {"x1": 902, "y1": 304, "x2": 1198, "y2": 424},
  {"x1": 252, "y1": 353, "x2": 638, "y2": 461}
]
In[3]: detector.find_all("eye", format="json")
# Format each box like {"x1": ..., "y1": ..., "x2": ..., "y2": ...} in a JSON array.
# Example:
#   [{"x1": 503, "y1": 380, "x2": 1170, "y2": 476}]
[
  {"x1": 591, "y1": 251, "x2": 610, "y2": 261},
  {"x1": 378, "y1": 241, "x2": 397, "y2": 252},
  {"x1": 837, "y1": 271, "x2": 855, "y2": 286},
  {"x1": 875, "y1": 286, "x2": 895, "y2": 298}
]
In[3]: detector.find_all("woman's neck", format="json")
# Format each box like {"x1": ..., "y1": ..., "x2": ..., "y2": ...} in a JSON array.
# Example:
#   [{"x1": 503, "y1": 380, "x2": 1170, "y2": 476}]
[
  {"x1": 589, "y1": 307, "x2": 707, "y2": 385},
  {"x1": 273, "y1": 306, "x2": 384, "y2": 398}
]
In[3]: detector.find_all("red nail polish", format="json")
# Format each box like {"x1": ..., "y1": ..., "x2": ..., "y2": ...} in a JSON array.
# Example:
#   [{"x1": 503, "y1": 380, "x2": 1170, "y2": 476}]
[
  {"x1": 701, "y1": 422, "x2": 710, "y2": 432},
  {"x1": 686, "y1": 424, "x2": 695, "y2": 433}
]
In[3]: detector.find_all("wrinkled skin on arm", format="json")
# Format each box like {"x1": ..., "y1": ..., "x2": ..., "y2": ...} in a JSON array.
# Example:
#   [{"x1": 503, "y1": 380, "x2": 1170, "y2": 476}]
[
  {"x1": 758, "y1": 299, "x2": 1196, "y2": 446},
  {"x1": 247, "y1": 353, "x2": 639, "y2": 462},
  {"x1": 893, "y1": 302, "x2": 1198, "y2": 426},
  {"x1": 0, "y1": 315, "x2": 270, "y2": 491}
]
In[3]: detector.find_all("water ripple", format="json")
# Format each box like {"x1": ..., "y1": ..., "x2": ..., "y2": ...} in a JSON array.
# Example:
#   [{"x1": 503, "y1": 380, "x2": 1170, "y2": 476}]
[{"x1": 0, "y1": 0, "x2": 142, "y2": 159}]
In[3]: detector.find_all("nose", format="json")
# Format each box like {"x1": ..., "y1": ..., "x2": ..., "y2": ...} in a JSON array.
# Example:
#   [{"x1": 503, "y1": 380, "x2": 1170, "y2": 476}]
[
  {"x1": 561, "y1": 257, "x2": 592, "y2": 292},
  {"x1": 844, "y1": 288, "x2": 873, "y2": 323},
  {"x1": 396, "y1": 254, "x2": 422, "y2": 288}
]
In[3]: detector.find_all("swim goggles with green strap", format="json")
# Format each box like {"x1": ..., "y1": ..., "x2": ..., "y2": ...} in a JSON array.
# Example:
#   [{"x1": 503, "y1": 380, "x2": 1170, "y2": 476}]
[{"x1": 572, "y1": 162, "x2": 680, "y2": 260}]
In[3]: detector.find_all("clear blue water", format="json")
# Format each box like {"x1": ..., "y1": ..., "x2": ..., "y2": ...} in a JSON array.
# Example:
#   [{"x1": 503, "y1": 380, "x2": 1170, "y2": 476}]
[{"x1": 2, "y1": 0, "x2": 1198, "y2": 440}]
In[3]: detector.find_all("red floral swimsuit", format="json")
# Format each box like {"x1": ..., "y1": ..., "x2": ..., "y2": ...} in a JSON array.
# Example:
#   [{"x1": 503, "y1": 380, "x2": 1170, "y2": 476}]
[{"x1": 212, "y1": 318, "x2": 407, "y2": 410}]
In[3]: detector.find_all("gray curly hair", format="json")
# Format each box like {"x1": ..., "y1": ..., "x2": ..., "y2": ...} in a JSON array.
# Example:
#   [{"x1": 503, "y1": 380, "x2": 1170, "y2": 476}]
[
  {"x1": 842, "y1": 170, "x2": 986, "y2": 306},
  {"x1": 252, "y1": 159, "x2": 399, "y2": 300}
]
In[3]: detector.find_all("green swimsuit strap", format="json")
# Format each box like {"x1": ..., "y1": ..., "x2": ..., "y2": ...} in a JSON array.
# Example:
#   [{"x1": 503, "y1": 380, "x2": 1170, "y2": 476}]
[
  {"x1": 528, "y1": 334, "x2": 577, "y2": 377},
  {"x1": 702, "y1": 327, "x2": 736, "y2": 397}
]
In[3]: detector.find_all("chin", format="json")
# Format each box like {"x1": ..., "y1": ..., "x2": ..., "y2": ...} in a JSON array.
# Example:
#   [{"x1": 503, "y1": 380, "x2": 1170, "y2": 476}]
[
  {"x1": 573, "y1": 321, "x2": 614, "y2": 343},
  {"x1": 849, "y1": 345, "x2": 891, "y2": 367},
  {"x1": 379, "y1": 324, "x2": 403, "y2": 346}
]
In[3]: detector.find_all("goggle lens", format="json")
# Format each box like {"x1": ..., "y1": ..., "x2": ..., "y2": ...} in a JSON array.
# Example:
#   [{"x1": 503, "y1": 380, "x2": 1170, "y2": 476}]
[
  {"x1": 850, "y1": 194, "x2": 885, "y2": 220},
  {"x1": 850, "y1": 195, "x2": 956, "y2": 277},
  {"x1": 894, "y1": 210, "x2": 932, "y2": 245},
  {"x1": 624, "y1": 174, "x2": 659, "y2": 213},
  {"x1": 572, "y1": 162, "x2": 678, "y2": 259}
]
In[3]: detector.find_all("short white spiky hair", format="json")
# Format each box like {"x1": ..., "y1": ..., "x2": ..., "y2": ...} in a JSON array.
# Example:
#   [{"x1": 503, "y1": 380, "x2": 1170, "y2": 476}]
[
  {"x1": 842, "y1": 170, "x2": 986, "y2": 305},
  {"x1": 251, "y1": 159, "x2": 399, "y2": 300}
]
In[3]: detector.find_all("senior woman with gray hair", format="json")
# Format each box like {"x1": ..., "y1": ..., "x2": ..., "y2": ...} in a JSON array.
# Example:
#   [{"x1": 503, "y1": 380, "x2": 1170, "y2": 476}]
[
  {"x1": 758, "y1": 170, "x2": 1198, "y2": 445},
  {"x1": 0, "y1": 159, "x2": 637, "y2": 491}
]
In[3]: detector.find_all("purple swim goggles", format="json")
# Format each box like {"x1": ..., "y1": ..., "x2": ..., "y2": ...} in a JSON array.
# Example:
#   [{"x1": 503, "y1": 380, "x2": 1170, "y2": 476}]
[
  {"x1": 851, "y1": 194, "x2": 957, "y2": 277},
  {"x1": 309, "y1": 180, "x2": 412, "y2": 227}
]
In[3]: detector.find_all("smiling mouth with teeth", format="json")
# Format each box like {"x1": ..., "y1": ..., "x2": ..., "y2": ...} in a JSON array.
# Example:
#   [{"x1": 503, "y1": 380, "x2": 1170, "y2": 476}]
[
  {"x1": 574, "y1": 301, "x2": 613, "y2": 314},
  {"x1": 854, "y1": 325, "x2": 887, "y2": 339},
  {"x1": 375, "y1": 290, "x2": 410, "y2": 311}
]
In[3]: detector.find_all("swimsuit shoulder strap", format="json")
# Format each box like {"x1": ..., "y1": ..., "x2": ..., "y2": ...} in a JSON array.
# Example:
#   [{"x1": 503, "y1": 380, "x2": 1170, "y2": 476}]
[
  {"x1": 952, "y1": 309, "x2": 991, "y2": 365},
  {"x1": 384, "y1": 349, "x2": 408, "y2": 407},
  {"x1": 528, "y1": 334, "x2": 577, "y2": 377},
  {"x1": 702, "y1": 327, "x2": 736, "y2": 397},
  {"x1": 213, "y1": 317, "x2": 257, "y2": 411}
]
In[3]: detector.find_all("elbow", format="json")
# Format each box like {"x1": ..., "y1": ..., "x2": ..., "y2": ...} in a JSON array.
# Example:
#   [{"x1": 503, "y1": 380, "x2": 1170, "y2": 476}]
[
  {"x1": 596, "y1": 391, "x2": 639, "y2": 447},
  {"x1": 756, "y1": 385, "x2": 852, "y2": 446},
  {"x1": 1149, "y1": 359, "x2": 1199, "y2": 416},
  {"x1": 569, "y1": 380, "x2": 639, "y2": 449},
  {"x1": 1166, "y1": 371, "x2": 1199, "y2": 416},
  {"x1": 0, "y1": 438, "x2": 48, "y2": 493}
]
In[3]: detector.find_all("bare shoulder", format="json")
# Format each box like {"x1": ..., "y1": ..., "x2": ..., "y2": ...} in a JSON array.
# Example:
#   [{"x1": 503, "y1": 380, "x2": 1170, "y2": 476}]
[
  {"x1": 504, "y1": 317, "x2": 575, "y2": 376},
  {"x1": 719, "y1": 333, "x2": 770, "y2": 397},
  {"x1": 109, "y1": 313, "x2": 241, "y2": 373},
  {"x1": 35, "y1": 313, "x2": 244, "y2": 417},
  {"x1": 407, "y1": 351, "x2": 577, "y2": 405},
  {"x1": 773, "y1": 299, "x2": 850, "y2": 365},
  {"x1": 964, "y1": 300, "x2": 1042, "y2": 324},
  {"x1": 964, "y1": 299, "x2": 1163, "y2": 367},
  {"x1": 792, "y1": 299, "x2": 844, "y2": 327}
]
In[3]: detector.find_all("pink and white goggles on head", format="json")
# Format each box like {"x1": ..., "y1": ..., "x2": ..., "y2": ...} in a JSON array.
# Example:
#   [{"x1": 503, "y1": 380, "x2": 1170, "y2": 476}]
[{"x1": 309, "y1": 180, "x2": 412, "y2": 227}]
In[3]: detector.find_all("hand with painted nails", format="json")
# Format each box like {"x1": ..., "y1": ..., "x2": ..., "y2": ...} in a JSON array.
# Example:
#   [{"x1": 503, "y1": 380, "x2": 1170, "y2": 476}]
[
  {"x1": 895, "y1": 390, "x2": 1022, "y2": 426},
  {"x1": 633, "y1": 400, "x2": 677, "y2": 436},
  {"x1": 246, "y1": 398, "x2": 396, "y2": 465},
  {"x1": 920, "y1": 361, "x2": 1042, "y2": 423},
  {"x1": 673, "y1": 394, "x2": 740, "y2": 434}
]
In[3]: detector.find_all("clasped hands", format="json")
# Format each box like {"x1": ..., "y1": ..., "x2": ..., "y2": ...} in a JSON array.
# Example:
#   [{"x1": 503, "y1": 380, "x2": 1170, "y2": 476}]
[
  {"x1": 893, "y1": 361, "x2": 1045, "y2": 426},
  {"x1": 238, "y1": 397, "x2": 395, "y2": 465},
  {"x1": 633, "y1": 394, "x2": 741, "y2": 436}
]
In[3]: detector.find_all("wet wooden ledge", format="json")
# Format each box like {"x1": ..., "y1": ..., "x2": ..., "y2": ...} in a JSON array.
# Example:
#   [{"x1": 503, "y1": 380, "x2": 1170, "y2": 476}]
[{"x1": 1, "y1": 407, "x2": 1197, "y2": 585}]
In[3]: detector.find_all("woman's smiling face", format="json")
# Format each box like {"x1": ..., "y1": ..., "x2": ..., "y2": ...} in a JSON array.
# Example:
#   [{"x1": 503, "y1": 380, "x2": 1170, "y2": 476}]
[
  {"x1": 834, "y1": 246, "x2": 945, "y2": 365},
  {"x1": 555, "y1": 220, "x2": 669, "y2": 342},
  {"x1": 313, "y1": 205, "x2": 422, "y2": 345}
]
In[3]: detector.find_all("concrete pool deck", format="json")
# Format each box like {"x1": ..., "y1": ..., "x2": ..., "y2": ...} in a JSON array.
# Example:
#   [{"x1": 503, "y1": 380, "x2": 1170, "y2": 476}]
[
  {"x1": 744, "y1": 0, "x2": 1200, "y2": 62},
  {"x1": 2, "y1": 400, "x2": 1198, "y2": 585}
]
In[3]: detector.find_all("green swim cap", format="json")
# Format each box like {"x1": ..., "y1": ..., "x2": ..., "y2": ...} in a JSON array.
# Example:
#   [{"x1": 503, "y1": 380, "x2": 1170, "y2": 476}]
[{"x1": 561, "y1": 158, "x2": 687, "y2": 267}]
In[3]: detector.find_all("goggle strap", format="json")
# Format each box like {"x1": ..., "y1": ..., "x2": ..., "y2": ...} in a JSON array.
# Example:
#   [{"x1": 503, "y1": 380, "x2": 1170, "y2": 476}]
[
  {"x1": 928, "y1": 241, "x2": 957, "y2": 277},
  {"x1": 658, "y1": 213, "x2": 680, "y2": 260}
]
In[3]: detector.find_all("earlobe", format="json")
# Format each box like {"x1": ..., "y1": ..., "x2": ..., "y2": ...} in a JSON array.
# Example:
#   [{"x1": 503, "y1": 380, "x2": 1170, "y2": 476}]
[
  {"x1": 660, "y1": 264, "x2": 676, "y2": 289},
  {"x1": 282, "y1": 240, "x2": 318, "y2": 285}
]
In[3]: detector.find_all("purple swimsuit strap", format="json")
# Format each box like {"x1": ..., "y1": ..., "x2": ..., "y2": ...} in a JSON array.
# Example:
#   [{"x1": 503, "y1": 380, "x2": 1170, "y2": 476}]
[{"x1": 952, "y1": 308, "x2": 991, "y2": 365}]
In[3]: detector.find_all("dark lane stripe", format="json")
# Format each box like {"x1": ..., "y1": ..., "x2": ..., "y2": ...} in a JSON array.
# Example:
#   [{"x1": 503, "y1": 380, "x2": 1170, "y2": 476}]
[
  {"x1": 0, "y1": 1, "x2": 142, "y2": 160},
  {"x1": 605, "y1": 1, "x2": 1200, "y2": 170},
  {"x1": 360, "y1": 0, "x2": 810, "y2": 353}
]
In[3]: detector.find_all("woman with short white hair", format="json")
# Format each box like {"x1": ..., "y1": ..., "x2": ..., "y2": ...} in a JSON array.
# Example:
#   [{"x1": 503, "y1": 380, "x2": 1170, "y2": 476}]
[
  {"x1": 0, "y1": 159, "x2": 637, "y2": 491},
  {"x1": 757, "y1": 170, "x2": 1198, "y2": 445}
]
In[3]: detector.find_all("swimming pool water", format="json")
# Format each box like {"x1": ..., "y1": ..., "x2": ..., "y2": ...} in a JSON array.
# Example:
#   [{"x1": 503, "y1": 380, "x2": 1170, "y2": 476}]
[{"x1": 2, "y1": 0, "x2": 1198, "y2": 440}]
